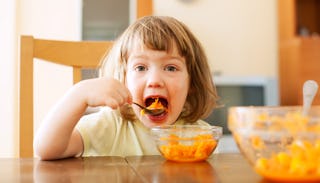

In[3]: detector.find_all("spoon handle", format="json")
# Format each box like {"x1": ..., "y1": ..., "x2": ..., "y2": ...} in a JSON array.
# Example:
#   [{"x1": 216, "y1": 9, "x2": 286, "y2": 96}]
[
  {"x1": 302, "y1": 80, "x2": 318, "y2": 116},
  {"x1": 133, "y1": 102, "x2": 145, "y2": 109}
]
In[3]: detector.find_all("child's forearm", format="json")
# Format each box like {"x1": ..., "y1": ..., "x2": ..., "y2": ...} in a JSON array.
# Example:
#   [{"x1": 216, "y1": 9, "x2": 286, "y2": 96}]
[
  {"x1": 33, "y1": 77, "x2": 131, "y2": 160},
  {"x1": 34, "y1": 83, "x2": 87, "y2": 160}
]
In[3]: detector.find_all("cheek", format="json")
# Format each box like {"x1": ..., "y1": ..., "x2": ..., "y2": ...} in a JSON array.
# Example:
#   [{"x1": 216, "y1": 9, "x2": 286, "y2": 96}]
[
  {"x1": 125, "y1": 74, "x2": 135, "y2": 91},
  {"x1": 126, "y1": 74, "x2": 141, "y2": 98},
  {"x1": 172, "y1": 76, "x2": 189, "y2": 91},
  {"x1": 126, "y1": 83, "x2": 136, "y2": 96},
  {"x1": 169, "y1": 77, "x2": 189, "y2": 101}
]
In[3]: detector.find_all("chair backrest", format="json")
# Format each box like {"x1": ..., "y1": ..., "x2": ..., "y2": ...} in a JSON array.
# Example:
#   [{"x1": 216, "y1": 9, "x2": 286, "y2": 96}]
[{"x1": 19, "y1": 35, "x2": 113, "y2": 158}]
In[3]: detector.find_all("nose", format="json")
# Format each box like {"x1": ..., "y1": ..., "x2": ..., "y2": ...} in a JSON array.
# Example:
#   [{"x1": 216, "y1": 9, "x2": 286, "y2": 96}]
[{"x1": 146, "y1": 70, "x2": 164, "y2": 88}]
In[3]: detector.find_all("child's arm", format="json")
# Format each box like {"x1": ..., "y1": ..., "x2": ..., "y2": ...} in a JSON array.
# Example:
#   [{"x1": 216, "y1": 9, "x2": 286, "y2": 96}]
[{"x1": 33, "y1": 77, "x2": 132, "y2": 160}]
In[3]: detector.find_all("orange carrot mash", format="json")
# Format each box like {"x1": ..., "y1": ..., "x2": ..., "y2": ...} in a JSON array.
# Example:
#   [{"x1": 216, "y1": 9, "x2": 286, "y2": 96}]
[
  {"x1": 255, "y1": 140, "x2": 320, "y2": 182},
  {"x1": 140, "y1": 98, "x2": 167, "y2": 115},
  {"x1": 251, "y1": 112, "x2": 320, "y2": 182},
  {"x1": 159, "y1": 134, "x2": 217, "y2": 162},
  {"x1": 147, "y1": 98, "x2": 164, "y2": 109}
]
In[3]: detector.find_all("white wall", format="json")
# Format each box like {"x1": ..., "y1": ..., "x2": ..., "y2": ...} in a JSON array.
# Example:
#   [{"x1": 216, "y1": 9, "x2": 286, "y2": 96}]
[
  {"x1": 19, "y1": 0, "x2": 82, "y2": 141},
  {"x1": 0, "y1": 0, "x2": 82, "y2": 157},
  {"x1": 0, "y1": 0, "x2": 18, "y2": 157},
  {"x1": 153, "y1": 0, "x2": 278, "y2": 78}
]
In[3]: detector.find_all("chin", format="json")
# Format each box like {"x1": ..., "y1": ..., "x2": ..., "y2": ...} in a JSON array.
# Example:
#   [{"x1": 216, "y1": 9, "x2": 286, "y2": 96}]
[
  {"x1": 141, "y1": 121, "x2": 164, "y2": 128},
  {"x1": 141, "y1": 118, "x2": 176, "y2": 129}
]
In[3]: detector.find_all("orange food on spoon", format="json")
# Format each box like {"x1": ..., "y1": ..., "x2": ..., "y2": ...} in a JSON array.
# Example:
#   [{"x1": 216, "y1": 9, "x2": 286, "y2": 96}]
[
  {"x1": 159, "y1": 134, "x2": 217, "y2": 162},
  {"x1": 147, "y1": 98, "x2": 164, "y2": 109},
  {"x1": 140, "y1": 98, "x2": 167, "y2": 115}
]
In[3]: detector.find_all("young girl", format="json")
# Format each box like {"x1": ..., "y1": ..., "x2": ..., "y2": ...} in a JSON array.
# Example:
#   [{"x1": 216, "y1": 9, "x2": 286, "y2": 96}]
[{"x1": 34, "y1": 16, "x2": 218, "y2": 160}]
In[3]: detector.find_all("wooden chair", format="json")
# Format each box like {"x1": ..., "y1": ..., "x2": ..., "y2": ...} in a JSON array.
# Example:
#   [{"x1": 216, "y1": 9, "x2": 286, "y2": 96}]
[{"x1": 19, "y1": 35, "x2": 113, "y2": 158}]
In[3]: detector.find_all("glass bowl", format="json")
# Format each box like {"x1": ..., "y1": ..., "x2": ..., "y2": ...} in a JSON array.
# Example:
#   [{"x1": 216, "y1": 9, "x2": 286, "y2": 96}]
[
  {"x1": 228, "y1": 106, "x2": 320, "y2": 182},
  {"x1": 150, "y1": 125, "x2": 222, "y2": 162}
]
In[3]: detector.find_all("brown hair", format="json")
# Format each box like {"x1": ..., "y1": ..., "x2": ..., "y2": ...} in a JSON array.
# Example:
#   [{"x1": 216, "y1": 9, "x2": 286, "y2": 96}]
[{"x1": 100, "y1": 16, "x2": 218, "y2": 122}]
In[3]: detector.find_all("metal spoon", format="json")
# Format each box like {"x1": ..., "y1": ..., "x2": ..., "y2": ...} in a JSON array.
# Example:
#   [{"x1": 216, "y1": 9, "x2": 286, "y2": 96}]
[
  {"x1": 133, "y1": 102, "x2": 166, "y2": 115},
  {"x1": 302, "y1": 80, "x2": 318, "y2": 116}
]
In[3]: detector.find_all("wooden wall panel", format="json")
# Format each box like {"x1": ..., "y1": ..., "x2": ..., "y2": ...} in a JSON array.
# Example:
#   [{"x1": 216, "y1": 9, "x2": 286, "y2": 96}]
[
  {"x1": 278, "y1": 0, "x2": 320, "y2": 106},
  {"x1": 137, "y1": 0, "x2": 153, "y2": 18},
  {"x1": 278, "y1": 0, "x2": 296, "y2": 40},
  {"x1": 278, "y1": 38, "x2": 301, "y2": 105},
  {"x1": 299, "y1": 38, "x2": 320, "y2": 104}
]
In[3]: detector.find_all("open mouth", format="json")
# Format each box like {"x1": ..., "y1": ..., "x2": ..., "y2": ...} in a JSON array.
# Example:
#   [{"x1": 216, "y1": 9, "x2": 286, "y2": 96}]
[
  {"x1": 145, "y1": 97, "x2": 168, "y2": 109},
  {"x1": 139, "y1": 97, "x2": 168, "y2": 116}
]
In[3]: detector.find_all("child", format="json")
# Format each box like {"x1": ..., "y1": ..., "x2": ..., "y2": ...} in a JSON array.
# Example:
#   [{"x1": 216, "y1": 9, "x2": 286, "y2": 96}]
[{"x1": 34, "y1": 16, "x2": 218, "y2": 160}]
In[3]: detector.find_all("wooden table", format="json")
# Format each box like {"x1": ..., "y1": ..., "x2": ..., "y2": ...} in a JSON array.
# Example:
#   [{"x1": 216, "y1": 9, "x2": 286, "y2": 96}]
[
  {"x1": 0, "y1": 156, "x2": 140, "y2": 183},
  {"x1": 0, "y1": 153, "x2": 269, "y2": 183}
]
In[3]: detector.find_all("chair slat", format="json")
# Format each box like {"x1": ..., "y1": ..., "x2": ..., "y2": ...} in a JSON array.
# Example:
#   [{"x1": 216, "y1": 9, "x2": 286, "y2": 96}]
[{"x1": 19, "y1": 35, "x2": 113, "y2": 157}]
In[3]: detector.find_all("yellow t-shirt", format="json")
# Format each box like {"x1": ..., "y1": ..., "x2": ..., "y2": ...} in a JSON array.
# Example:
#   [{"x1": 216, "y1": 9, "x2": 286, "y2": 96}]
[{"x1": 76, "y1": 107, "x2": 211, "y2": 157}]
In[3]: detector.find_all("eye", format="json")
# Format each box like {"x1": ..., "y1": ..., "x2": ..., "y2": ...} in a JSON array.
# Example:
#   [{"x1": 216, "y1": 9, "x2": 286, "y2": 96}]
[
  {"x1": 165, "y1": 65, "x2": 178, "y2": 72},
  {"x1": 135, "y1": 65, "x2": 147, "y2": 72}
]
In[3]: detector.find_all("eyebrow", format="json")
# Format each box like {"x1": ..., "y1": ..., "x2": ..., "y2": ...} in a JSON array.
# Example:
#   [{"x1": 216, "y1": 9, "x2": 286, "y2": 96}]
[
  {"x1": 129, "y1": 49, "x2": 185, "y2": 63},
  {"x1": 130, "y1": 54, "x2": 147, "y2": 59}
]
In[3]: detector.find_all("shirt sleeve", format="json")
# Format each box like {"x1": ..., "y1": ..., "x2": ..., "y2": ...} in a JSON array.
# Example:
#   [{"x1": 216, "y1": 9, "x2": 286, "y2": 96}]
[{"x1": 75, "y1": 107, "x2": 118, "y2": 156}]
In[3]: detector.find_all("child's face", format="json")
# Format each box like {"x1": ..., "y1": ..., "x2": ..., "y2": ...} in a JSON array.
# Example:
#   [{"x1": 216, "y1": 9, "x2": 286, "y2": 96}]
[{"x1": 126, "y1": 45, "x2": 189, "y2": 128}]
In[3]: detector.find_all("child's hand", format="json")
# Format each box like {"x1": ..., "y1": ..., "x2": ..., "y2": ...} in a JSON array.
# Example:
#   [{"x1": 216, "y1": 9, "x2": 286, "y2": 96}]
[{"x1": 75, "y1": 77, "x2": 132, "y2": 109}]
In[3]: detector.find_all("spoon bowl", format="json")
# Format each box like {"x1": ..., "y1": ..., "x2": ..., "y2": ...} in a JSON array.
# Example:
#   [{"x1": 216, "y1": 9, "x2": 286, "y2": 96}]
[{"x1": 133, "y1": 102, "x2": 166, "y2": 115}]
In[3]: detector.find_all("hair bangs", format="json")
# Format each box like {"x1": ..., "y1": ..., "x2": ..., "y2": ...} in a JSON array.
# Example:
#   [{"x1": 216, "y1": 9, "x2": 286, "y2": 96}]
[{"x1": 120, "y1": 18, "x2": 190, "y2": 60}]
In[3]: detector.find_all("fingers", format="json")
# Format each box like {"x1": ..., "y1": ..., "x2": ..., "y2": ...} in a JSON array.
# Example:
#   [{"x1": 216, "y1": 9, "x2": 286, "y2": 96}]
[
  {"x1": 117, "y1": 86, "x2": 132, "y2": 104},
  {"x1": 103, "y1": 79, "x2": 132, "y2": 109},
  {"x1": 83, "y1": 77, "x2": 132, "y2": 109},
  {"x1": 105, "y1": 88, "x2": 132, "y2": 109}
]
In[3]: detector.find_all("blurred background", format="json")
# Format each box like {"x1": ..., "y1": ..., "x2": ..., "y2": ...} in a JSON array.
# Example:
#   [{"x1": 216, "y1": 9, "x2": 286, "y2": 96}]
[{"x1": 1, "y1": 0, "x2": 319, "y2": 157}]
